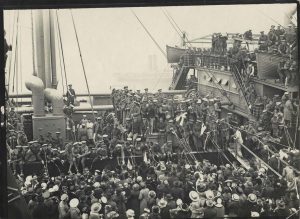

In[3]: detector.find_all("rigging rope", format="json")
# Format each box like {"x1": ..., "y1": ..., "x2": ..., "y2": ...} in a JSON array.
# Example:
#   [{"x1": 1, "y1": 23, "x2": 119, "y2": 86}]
[
  {"x1": 293, "y1": 105, "x2": 299, "y2": 148},
  {"x1": 12, "y1": 15, "x2": 19, "y2": 93},
  {"x1": 55, "y1": 12, "x2": 65, "y2": 95},
  {"x1": 130, "y1": 9, "x2": 167, "y2": 91},
  {"x1": 160, "y1": 8, "x2": 182, "y2": 40},
  {"x1": 130, "y1": 9, "x2": 167, "y2": 59},
  {"x1": 162, "y1": 8, "x2": 192, "y2": 47},
  {"x1": 70, "y1": 9, "x2": 96, "y2": 121},
  {"x1": 8, "y1": 11, "x2": 19, "y2": 94},
  {"x1": 56, "y1": 10, "x2": 68, "y2": 89}
]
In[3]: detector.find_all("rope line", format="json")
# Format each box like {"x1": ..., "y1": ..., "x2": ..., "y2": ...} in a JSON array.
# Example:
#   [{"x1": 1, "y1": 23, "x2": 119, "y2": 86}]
[
  {"x1": 8, "y1": 11, "x2": 19, "y2": 94},
  {"x1": 130, "y1": 9, "x2": 167, "y2": 59},
  {"x1": 56, "y1": 10, "x2": 68, "y2": 89},
  {"x1": 55, "y1": 10, "x2": 65, "y2": 94},
  {"x1": 70, "y1": 9, "x2": 96, "y2": 121},
  {"x1": 163, "y1": 8, "x2": 192, "y2": 47}
]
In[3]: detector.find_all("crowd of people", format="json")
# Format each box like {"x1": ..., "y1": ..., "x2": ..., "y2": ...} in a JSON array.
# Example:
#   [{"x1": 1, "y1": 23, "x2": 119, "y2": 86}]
[
  {"x1": 5, "y1": 81, "x2": 300, "y2": 218},
  {"x1": 4, "y1": 22, "x2": 299, "y2": 219}
]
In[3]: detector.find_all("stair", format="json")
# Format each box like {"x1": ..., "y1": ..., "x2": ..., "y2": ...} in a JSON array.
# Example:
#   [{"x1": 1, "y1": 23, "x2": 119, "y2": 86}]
[
  {"x1": 229, "y1": 62, "x2": 253, "y2": 114},
  {"x1": 171, "y1": 66, "x2": 190, "y2": 90}
]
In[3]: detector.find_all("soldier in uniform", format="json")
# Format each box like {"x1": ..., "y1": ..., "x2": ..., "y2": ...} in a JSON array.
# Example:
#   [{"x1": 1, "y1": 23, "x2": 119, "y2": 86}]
[
  {"x1": 66, "y1": 84, "x2": 76, "y2": 105},
  {"x1": 7, "y1": 130, "x2": 18, "y2": 149},
  {"x1": 66, "y1": 142, "x2": 79, "y2": 174},
  {"x1": 53, "y1": 132, "x2": 64, "y2": 149},
  {"x1": 156, "y1": 89, "x2": 164, "y2": 104},
  {"x1": 46, "y1": 132, "x2": 54, "y2": 144},
  {"x1": 132, "y1": 114, "x2": 142, "y2": 143},
  {"x1": 93, "y1": 117, "x2": 104, "y2": 142},
  {"x1": 11, "y1": 145, "x2": 26, "y2": 175},
  {"x1": 268, "y1": 25, "x2": 278, "y2": 46},
  {"x1": 192, "y1": 120, "x2": 203, "y2": 152},
  {"x1": 79, "y1": 141, "x2": 90, "y2": 171},
  {"x1": 142, "y1": 88, "x2": 149, "y2": 102},
  {"x1": 258, "y1": 31, "x2": 268, "y2": 51},
  {"x1": 25, "y1": 141, "x2": 43, "y2": 163}
]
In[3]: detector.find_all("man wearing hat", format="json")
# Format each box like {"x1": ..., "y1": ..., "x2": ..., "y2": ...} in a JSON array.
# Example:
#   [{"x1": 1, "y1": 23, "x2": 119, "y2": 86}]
[
  {"x1": 66, "y1": 84, "x2": 76, "y2": 105},
  {"x1": 53, "y1": 131, "x2": 64, "y2": 150},
  {"x1": 142, "y1": 88, "x2": 149, "y2": 102},
  {"x1": 204, "y1": 199, "x2": 217, "y2": 218},
  {"x1": 24, "y1": 141, "x2": 43, "y2": 163},
  {"x1": 278, "y1": 40, "x2": 288, "y2": 55},
  {"x1": 258, "y1": 31, "x2": 268, "y2": 51},
  {"x1": 274, "y1": 200, "x2": 289, "y2": 217},
  {"x1": 78, "y1": 141, "x2": 90, "y2": 170}
]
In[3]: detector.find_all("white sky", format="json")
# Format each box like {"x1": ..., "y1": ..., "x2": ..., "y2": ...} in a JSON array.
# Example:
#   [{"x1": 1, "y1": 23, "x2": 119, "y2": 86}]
[{"x1": 4, "y1": 3, "x2": 297, "y2": 94}]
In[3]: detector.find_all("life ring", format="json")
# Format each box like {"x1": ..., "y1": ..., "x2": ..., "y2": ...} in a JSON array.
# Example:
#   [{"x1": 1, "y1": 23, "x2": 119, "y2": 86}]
[{"x1": 246, "y1": 64, "x2": 255, "y2": 76}]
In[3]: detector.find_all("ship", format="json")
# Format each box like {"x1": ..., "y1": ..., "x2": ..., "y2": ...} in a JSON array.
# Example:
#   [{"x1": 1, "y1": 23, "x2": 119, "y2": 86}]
[{"x1": 4, "y1": 7, "x2": 300, "y2": 219}]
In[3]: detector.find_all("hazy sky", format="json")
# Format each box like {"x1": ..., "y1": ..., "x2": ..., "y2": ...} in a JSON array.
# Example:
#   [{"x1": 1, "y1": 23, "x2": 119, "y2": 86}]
[{"x1": 4, "y1": 3, "x2": 297, "y2": 94}]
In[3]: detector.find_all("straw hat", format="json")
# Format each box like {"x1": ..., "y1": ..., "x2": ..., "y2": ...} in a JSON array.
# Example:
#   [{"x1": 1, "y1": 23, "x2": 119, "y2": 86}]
[
  {"x1": 206, "y1": 199, "x2": 214, "y2": 207},
  {"x1": 232, "y1": 194, "x2": 240, "y2": 202},
  {"x1": 205, "y1": 190, "x2": 215, "y2": 200},
  {"x1": 42, "y1": 191, "x2": 50, "y2": 199},
  {"x1": 91, "y1": 202, "x2": 102, "y2": 213},
  {"x1": 100, "y1": 196, "x2": 107, "y2": 204},
  {"x1": 176, "y1": 199, "x2": 183, "y2": 206},
  {"x1": 69, "y1": 198, "x2": 79, "y2": 208},
  {"x1": 158, "y1": 199, "x2": 167, "y2": 208},
  {"x1": 189, "y1": 191, "x2": 200, "y2": 202},
  {"x1": 248, "y1": 193, "x2": 257, "y2": 203},
  {"x1": 215, "y1": 198, "x2": 223, "y2": 208},
  {"x1": 61, "y1": 194, "x2": 68, "y2": 201},
  {"x1": 126, "y1": 209, "x2": 135, "y2": 218},
  {"x1": 41, "y1": 183, "x2": 47, "y2": 190}
]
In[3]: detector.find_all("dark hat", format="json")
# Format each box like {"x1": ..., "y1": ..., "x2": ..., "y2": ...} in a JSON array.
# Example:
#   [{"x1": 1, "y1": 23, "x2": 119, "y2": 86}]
[{"x1": 165, "y1": 194, "x2": 173, "y2": 200}]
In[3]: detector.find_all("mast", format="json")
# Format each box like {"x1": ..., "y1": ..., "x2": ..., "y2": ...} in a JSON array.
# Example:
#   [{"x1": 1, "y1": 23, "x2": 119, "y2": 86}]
[
  {"x1": 33, "y1": 10, "x2": 46, "y2": 84},
  {"x1": 49, "y1": 10, "x2": 57, "y2": 88},
  {"x1": 33, "y1": 9, "x2": 57, "y2": 88}
]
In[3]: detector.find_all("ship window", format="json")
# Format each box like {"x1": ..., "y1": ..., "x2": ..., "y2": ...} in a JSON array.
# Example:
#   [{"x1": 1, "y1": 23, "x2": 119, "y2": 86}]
[
  {"x1": 215, "y1": 78, "x2": 221, "y2": 84},
  {"x1": 203, "y1": 75, "x2": 206, "y2": 80},
  {"x1": 232, "y1": 83, "x2": 237, "y2": 89},
  {"x1": 221, "y1": 79, "x2": 228, "y2": 86}
]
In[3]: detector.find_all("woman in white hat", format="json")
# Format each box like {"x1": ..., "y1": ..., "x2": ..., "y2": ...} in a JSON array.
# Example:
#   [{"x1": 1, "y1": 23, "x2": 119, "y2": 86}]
[
  {"x1": 89, "y1": 202, "x2": 102, "y2": 219},
  {"x1": 59, "y1": 194, "x2": 69, "y2": 219},
  {"x1": 189, "y1": 191, "x2": 203, "y2": 218},
  {"x1": 215, "y1": 198, "x2": 225, "y2": 218},
  {"x1": 69, "y1": 198, "x2": 81, "y2": 219}
]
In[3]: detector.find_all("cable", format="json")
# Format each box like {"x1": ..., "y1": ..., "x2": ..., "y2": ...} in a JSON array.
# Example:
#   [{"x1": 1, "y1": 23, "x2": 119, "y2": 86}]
[
  {"x1": 70, "y1": 9, "x2": 96, "y2": 121},
  {"x1": 130, "y1": 9, "x2": 167, "y2": 91},
  {"x1": 164, "y1": 8, "x2": 192, "y2": 47},
  {"x1": 8, "y1": 11, "x2": 19, "y2": 94},
  {"x1": 160, "y1": 8, "x2": 184, "y2": 43},
  {"x1": 55, "y1": 10, "x2": 65, "y2": 95},
  {"x1": 130, "y1": 9, "x2": 167, "y2": 59},
  {"x1": 56, "y1": 10, "x2": 68, "y2": 89}
]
